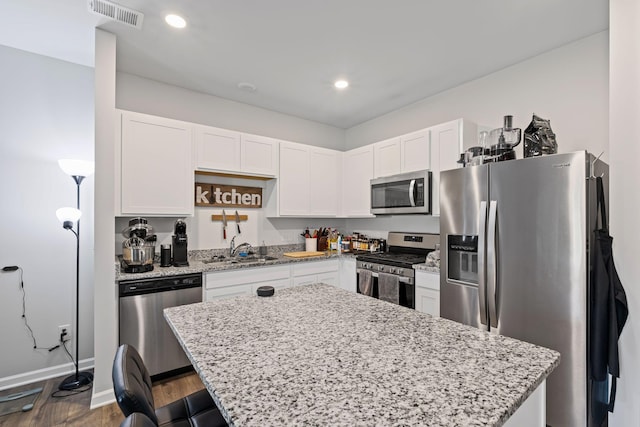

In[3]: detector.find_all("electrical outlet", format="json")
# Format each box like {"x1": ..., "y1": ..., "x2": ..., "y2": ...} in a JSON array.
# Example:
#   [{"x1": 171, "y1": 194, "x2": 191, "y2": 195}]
[{"x1": 58, "y1": 324, "x2": 71, "y2": 342}]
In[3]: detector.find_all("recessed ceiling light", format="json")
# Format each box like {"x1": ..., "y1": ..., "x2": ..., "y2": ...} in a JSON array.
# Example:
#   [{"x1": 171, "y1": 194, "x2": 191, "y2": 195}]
[
  {"x1": 334, "y1": 80, "x2": 349, "y2": 89},
  {"x1": 237, "y1": 82, "x2": 257, "y2": 92},
  {"x1": 165, "y1": 14, "x2": 186, "y2": 28}
]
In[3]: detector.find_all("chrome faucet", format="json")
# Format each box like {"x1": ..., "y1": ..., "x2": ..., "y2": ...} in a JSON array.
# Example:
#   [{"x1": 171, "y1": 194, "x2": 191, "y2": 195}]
[
  {"x1": 231, "y1": 242, "x2": 253, "y2": 257},
  {"x1": 229, "y1": 235, "x2": 237, "y2": 257}
]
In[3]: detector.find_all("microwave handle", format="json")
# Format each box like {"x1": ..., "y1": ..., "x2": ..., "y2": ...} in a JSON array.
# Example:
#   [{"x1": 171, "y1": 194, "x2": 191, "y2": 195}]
[{"x1": 409, "y1": 179, "x2": 416, "y2": 207}]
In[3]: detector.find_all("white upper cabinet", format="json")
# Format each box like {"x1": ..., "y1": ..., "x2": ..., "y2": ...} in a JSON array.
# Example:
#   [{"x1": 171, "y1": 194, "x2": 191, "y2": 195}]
[
  {"x1": 373, "y1": 137, "x2": 401, "y2": 178},
  {"x1": 119, "y1": 111, "x2": 193, "y2": 216},
  {"x1": 400, "y1": 129, "x2": 430, "y2": 173},
  {"x1": 278, "y1": 141, "x2": 310, "y2": 216},
  {"x1": 341, "y1": 145, "x2": 374, "y2": 217},
  {"x1": 279, "y1": 141, "x2": 341, "y2": 216},
  {"x1": 194, "y1": 125, "x2": 241, "y2": 172},
  {"x1": 241, "y1": 134, "x2": 279, "y2": 177},
  {"x1": 430, "y1": 119, "x2": 477, "y2": 216},
  {"x1": 308, "y1": 146, "x2": 341, "y2": 216},
  {"x1": 195, "y1": 126, "x2": 278, "y2": 178},
  {"x1": 374, "y1": 130, "x2": 431, "y2": 178}
]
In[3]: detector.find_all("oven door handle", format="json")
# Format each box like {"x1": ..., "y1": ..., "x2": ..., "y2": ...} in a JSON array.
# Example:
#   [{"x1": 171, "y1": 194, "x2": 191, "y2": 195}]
[{"x1": 357, "y1": 269, "x2": 412, "y2": 284}]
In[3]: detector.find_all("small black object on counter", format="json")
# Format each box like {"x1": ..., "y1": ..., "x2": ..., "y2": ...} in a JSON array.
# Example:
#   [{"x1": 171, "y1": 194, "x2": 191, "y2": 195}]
[{"x1": 256, "y1": 286, "x2": 275, "y2": 297}]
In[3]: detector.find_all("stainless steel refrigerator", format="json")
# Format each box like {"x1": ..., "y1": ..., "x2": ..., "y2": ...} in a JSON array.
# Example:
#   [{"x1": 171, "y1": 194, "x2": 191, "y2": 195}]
[{"x1": 439, "y1": 151, "x2": 608, "y2": 427}]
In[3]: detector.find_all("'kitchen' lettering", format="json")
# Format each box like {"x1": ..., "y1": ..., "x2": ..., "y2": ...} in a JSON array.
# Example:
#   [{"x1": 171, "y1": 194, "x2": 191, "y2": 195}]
[{"x1": 195, "y1": 183, "x2": 262, "y2": 208}]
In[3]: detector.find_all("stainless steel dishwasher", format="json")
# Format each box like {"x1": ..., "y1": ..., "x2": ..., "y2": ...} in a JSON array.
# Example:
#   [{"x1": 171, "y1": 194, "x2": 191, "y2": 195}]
[{"x1": 119, "y1": 273, "x2": 202, "y2": 378}]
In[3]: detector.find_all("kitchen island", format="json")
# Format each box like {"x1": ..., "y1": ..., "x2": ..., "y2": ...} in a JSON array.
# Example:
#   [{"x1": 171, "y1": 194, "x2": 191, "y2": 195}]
[{"x1": 164, "y1": 283, "x2": 559, "y2": 426}]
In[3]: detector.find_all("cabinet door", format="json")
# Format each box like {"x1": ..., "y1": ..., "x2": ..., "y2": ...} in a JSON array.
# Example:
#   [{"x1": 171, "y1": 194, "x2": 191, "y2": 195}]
[
  {"x1": 121, "y1": 112, "x2": 193, "y2": 216},
  {"x1": 318, "y1": 271, "x2": 339, "y2": 287},
  {"x1": 415, "y1": 287, "x2": 440, "y2": 317},
  {"x1": 195, "y1": 125, "x2": 241, "y2": 172},
  {"x1": 401, "y1": 129, "x2": 430, "y2": 173},
  {"x1": 279, "y1": 141, "x2": 310, "y2": 216},
  {"x1": 252, "y1": 279, "x2": 291, "y2": 292},
  {"x1": 292, "y1": 274, "x2": 318, "y2": 287},
  {"x1": 430, "y1": 120, "x2": 462, "y2": 217},
  {"x1": 341, "y1": 145, "x2": 374, "y2": 217},
  {"x1": 241, "y1": 134, "x2": 278, "y2": 177},
  {"x1": 339, "y1": 258, "x2": 357, "y2": 292},
  {"x1": 309, "y1": 147, "x2": 340, "y2": 216},
  {"x1": 373, "y1": 137, "x2": 401, "y2": 178}
]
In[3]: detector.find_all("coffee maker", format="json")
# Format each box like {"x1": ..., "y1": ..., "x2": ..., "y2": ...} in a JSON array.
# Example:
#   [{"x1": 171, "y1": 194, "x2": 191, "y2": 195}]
[{"x1": 172, "y1": 219, "x2": 189, "y2": 267}]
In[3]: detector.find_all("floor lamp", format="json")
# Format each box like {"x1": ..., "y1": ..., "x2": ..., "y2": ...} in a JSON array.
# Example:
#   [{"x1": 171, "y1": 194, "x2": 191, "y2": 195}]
[{"x1": 56, "y1": 159, "x2": 94, "y2": 391}]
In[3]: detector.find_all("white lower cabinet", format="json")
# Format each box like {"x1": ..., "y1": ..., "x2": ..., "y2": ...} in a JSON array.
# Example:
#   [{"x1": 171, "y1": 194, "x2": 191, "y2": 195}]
[
  {"x1": 291, "y1": 260, "x2": 340, "y2": 287},
  {"x1": 415, "y1": 270, "x2": 440, "y2": 317},
  {"x1": 204, "y1": 259, "x2": 341, "y2": 301},
  {"x1": 205, "y1": 265, "x2": 290, "y2": 301},
  {"x1": 339, "y1": 257, "x2": 357, "y2": 292}
]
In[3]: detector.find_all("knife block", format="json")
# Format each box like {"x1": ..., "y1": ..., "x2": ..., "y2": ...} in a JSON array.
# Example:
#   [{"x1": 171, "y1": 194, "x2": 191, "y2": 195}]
[{"x1": 317, "y1": 236, "x2": 328, "y2": 251}]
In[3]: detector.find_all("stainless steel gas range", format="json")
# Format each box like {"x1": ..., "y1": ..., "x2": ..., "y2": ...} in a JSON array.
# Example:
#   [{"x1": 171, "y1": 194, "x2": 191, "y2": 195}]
[{"x1": 356, "y1": 232, "x2": 439, "y2": 308}]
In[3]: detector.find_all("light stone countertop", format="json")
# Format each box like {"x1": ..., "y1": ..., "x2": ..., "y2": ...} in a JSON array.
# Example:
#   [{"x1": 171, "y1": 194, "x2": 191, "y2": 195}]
[
  {"x1": 164, "y1": 283, "x2": 560, "y2": 427},
  {"x1": 413, "y1": 262, "x2": 440, "y2": 273},
  {"x1": 116, "y1": 248, "x2": 353, "y2": 282}
]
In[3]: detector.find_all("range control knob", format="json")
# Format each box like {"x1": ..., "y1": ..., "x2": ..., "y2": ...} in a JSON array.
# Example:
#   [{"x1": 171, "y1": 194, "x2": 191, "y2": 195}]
[
  {"x1": 378, "y1": 265, "x2": 384, "y2": 271},
  {"x1": 389, "y1": 268, "x2": 396, "y2": 274}
]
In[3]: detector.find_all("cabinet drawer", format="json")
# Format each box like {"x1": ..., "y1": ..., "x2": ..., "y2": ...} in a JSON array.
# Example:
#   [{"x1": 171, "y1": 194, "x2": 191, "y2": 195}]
[
  {"x1": 415, "y1": 270, "x2": 440, "y2": 291},
  {"x1": 205, "y1": 284, "x2": 253, "y2": 301},
  {"x1": 291, "y1": 260, "x2": 339, "y2": 276},
  {"x1": 205, "y1": 265, "x2": 290, "y2": 289}
]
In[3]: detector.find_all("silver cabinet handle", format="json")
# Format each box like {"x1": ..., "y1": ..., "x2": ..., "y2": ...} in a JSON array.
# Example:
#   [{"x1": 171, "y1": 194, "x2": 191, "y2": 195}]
[
  {"x1": 487, "y1": 200, "x2": 498, "y2": 328},
  {"x1": 478, "y1": 201, "x2": 488, "y2": 328},
  {"x1": 409, "y1": 179, "x2": 416, "y2": 207}
]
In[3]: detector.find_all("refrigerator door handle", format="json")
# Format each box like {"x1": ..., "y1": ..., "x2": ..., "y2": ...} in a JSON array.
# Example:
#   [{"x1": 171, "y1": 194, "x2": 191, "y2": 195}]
[
  {"x1": 478, "y1": 201, "x2": 488, "y2": 327},
  {"x1": 487, "y1": 200, "x2": 498, "y2": 328},
  {"x1": 408, "y1": 179, "x2": 416, "y2": 207}
]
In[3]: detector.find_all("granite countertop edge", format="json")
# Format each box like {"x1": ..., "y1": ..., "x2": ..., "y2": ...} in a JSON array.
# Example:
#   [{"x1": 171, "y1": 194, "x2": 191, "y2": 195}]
[{"x1": 115, "y1": 251, "x2": 355, "y2": 282}]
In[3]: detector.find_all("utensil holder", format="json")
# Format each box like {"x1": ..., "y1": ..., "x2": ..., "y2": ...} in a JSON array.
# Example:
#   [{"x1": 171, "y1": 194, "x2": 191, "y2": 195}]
[
  {"x1": 305, "y1": 238, "x2": 318, "y2": 252},
  {"x1": 318, "y1": 236, "x2": 328, "y2": 251}
]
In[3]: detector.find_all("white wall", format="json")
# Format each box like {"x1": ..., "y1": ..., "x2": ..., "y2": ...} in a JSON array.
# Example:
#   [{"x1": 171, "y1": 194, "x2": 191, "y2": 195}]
[
  {"x1": 609, "y1": 1, "x2": 640, "y2": 425},
  {"x1": 91, "y1": 29, "x2": 117, "y2": 408},
  {"x1": 0, "y1": 45, "x2": 94, "y2": 386},
  {"x1": 116, "y1": 73, "x2": 345, "y2": 150},
  {"x1": 346, "y1": 32, "x2": 609, "y2": 163}
]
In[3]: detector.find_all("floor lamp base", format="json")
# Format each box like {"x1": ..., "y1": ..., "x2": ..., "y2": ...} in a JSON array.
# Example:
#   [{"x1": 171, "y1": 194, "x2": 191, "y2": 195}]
[{"x1": 58, "y1": 371, "x2": 94, "y2": 391}]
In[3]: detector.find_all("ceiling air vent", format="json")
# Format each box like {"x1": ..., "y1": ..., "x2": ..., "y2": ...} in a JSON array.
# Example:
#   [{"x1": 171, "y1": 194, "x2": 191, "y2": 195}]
[{"x1": 88, "y1": 0, "x2": 144, "y2": 30}]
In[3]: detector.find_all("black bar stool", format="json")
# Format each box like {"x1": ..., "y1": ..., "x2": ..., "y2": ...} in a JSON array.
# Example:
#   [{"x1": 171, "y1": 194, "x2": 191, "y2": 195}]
[{"x1": 112, "y1": 344, "x2": 228, "y2": 427}]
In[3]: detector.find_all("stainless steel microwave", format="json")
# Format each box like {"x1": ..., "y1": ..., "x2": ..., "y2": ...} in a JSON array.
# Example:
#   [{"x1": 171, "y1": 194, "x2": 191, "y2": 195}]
[{"x1": 370, "y1": 170, "x2": 432, "y2": 215}]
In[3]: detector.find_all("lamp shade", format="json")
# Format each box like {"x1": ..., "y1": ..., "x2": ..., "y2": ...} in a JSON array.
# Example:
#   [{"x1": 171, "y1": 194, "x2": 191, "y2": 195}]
[
  {"x1": 58, "y1": 159, "x2": 95, "y2": 177},
  {"x1": 56, "y1": 207, "x2": 82, "y2": 224}
]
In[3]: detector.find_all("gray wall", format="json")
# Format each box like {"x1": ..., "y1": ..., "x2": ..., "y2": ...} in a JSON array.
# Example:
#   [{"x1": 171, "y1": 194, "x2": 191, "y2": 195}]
[
  {"x1": 116, "y1": 73, "x2": 345, "y2": 150},
  {"x1": 0, "y1": 45, "x2": 95, "y2": 386},
  {"x1": 346, "y1": 32, "x2": 609, "y2": 164},
  {"x1": 609, "y1": 1, "x2": 640, "y2": 425}
]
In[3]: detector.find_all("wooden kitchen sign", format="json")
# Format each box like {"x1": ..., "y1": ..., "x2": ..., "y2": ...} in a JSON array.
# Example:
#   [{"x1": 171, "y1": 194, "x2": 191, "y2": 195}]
[{"x1": 195, "y1": 183, "x2": 262, "y2": 208}]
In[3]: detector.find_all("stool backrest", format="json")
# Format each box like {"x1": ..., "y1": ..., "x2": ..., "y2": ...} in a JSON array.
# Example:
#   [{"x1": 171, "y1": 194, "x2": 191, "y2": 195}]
[{"x1": 112, "y1": 344, "x2": 158, "y2": 425}]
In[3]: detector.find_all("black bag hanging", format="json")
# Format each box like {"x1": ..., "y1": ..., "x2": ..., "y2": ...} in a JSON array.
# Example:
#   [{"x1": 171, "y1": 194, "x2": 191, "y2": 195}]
[{"x1": 590, "y1": 176, "x2": 628, "y2": 423}]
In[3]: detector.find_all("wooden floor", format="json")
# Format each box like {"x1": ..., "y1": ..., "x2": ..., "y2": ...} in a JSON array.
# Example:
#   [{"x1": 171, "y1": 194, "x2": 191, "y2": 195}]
[{"x1": 0, "y1": 370, "x2": 204, "y2": 427}]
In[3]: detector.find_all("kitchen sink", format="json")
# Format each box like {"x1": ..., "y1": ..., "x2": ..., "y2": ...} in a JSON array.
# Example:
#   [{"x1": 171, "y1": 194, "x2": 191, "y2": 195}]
[
  {"x1": 230, "y1": 255, "x2": 279, "y2": 263},
  {"x1": 202, "y1": 255, "x2": 278, "y2": 264}
]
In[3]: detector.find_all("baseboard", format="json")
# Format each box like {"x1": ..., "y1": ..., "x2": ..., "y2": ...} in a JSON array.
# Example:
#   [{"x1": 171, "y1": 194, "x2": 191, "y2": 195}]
[
  {"x1": 90, "y1": 388, "x2": 116, "y2": 409},
  {"x1": 0, "y1": 358, "x2": 95, "y2": 391}
]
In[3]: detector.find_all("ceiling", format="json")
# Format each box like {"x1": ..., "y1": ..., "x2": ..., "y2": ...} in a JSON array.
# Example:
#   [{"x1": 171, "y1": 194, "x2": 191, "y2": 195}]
[{"x1": 1, "y1": 1, "x2": 608, "y2": 129}]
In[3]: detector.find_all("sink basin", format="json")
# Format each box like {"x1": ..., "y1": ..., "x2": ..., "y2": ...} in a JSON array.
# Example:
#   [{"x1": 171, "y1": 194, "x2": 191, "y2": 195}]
[
  {"x1": 230, "y1": 255, "x2": 279, "y2": 263},
  {"x1": 202, "y1": 255, "x2": 278, "y2": 264}
]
